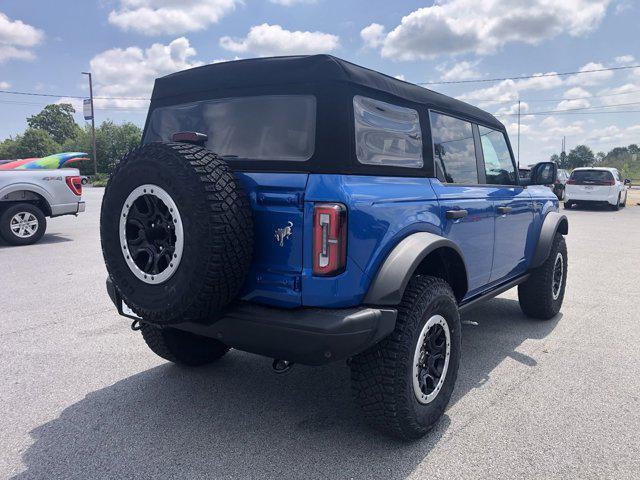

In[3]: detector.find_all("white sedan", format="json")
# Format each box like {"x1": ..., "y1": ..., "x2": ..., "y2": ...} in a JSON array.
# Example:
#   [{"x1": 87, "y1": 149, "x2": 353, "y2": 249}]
[{"x1": 565, "y1": 167, "x2": 629, "y2": 211}]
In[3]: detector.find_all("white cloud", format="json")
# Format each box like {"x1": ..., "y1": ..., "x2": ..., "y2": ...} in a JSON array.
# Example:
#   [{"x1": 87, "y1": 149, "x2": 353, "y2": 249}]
[
  {"x1": 615, "y1": 54, "x2": 635, "y2": 64},
  {"x1": 0, "y1": 11, "x2": 44, "y2": 63},
  {"x1": 539, "y1": 116, "x2": 585, "y2": 135},
  {"x1": 0, "y1": 80, "x2": 10, "y2": 89},
  {"x1": 89, "y1": 37, "x2": 203, "y2": 108},
  {"x1": 220, "y1": 23, "x2": 339, "y2": 56},
  {"x1": 360, "y1": 23, "x2": 385, "y2": 49},
  {"x1": 556, "y1": 98, "x2": 591, "y2": 110},
  {"x1": 596, "y1": 82, "x2": 640, "y2": 105},
  {"x1": 458, "y1": 72, "x2": 564, "y2": 107},
  {"x1": 394, "y1": 74, "x2": 405, "y2": 81},
  {"x1": 563, "y1": 86, "x2": 592, "y2": 99},
  {"x1": 270, "y1": 0, "x2": 317, "y2": 5},
  {"x1": 495, "y1": 101, "x2": 529, "y2": 116},
  {"x1": 567, "y1": 62, "x2": 614, "y2": 86},
  {"x1": 436, "y1": 61, "x2": 481, "y2": 81},
  {"x1": 586, "y1": 123, "x2": 640, "y2": 144},
  {"x1": 108, "y1": 0, "x2": 240, "y2": 36},
  {"x1": 368, "y1": 0, "x2": 611, "y2": 60}
]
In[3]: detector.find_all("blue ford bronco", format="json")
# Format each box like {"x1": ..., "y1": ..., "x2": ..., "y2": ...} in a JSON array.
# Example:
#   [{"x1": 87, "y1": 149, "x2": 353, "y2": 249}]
[{"x1": 101, "y1": 55, "x2": 568, "y2": 439}]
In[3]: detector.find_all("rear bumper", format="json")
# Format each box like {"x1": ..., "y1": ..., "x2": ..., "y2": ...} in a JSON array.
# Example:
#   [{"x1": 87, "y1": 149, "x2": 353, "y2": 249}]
[
  {"x1": 51, "y1": 201, "x2": 85, "y2": 217},
  {"x1": 565, "y1": 188, "x2": 616, "y2": 204},
  {"x1": 106, "y1": 278, "x2": 396, "y2": 366}
]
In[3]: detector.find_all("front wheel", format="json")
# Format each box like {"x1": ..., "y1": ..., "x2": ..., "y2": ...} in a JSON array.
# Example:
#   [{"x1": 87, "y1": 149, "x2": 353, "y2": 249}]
[
  {"x1": 518, "y1": 233, "x2": 567, "y2": 320},
  {"x1": 140, "y1": 323, "x2": 229, "y2": 366},
  {"x1": 0, "y1": 203, "x2": 47, "y2": 246},
  {"x1": 350, "y1": 276, "x2": 461, "y2": 439}
]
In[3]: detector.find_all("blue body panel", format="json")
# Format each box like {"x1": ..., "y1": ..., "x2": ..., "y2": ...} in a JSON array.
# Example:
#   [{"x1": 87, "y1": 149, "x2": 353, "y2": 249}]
[{"x1": 234, "y1": 172, "x2": 558, "y2": 310}]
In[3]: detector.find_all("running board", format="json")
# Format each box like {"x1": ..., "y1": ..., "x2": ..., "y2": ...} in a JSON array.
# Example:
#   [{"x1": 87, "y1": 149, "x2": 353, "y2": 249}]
[{"x1": 458, "y1": 274, "x2": 529, "y2": 313}]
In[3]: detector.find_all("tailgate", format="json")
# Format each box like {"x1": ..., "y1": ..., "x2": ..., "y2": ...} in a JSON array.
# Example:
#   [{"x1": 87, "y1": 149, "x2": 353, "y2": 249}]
[{"x1": 235, "y1": 172, "x2": 308, "y2": 307}]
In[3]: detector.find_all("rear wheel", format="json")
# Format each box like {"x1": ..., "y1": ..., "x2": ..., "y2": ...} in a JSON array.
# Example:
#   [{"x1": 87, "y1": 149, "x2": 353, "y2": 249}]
[
  {"x1": 611, "y1": 194, "x2": 621, "y2": 211},
  {"x1": 350, "y1": 276, "x2": 461, "y2": 439},
  {"x1": 0, "y1": 203, "x2": 46, "y2": 246},
  {"x1": 140, "y1": 323, "x2": 229, "y2": 366},
  {"x1": 518, "y1": 233, "x2": 567, "y2": 320}
]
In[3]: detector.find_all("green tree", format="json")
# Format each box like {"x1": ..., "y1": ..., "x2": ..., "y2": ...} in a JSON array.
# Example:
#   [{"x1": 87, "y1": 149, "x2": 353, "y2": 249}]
[
  {"x1": 12, "y1": 128, "x2": 61, "y2": 159},
  {"x1": 95, "y1": 121, "x2": 142, "y2": 174},
  {"x1": 566, "y1": 145, "x2": 595, "y2": 169},
  {"x1": 0, "y1": 137, "x2": 18, "y2": 160},
  {"x1": 60, "y1": 121, "x2": 142, "y2": 174},
  {"x1": 27, "y1": 104, "x2": 80, "y2": 144}
]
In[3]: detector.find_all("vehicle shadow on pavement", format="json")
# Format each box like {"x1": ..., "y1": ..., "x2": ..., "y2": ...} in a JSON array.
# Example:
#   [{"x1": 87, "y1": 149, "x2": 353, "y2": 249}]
[
  {"x1": 14, "y1": 298, "x2": 558, "y2": 480},
  {"x1": 0, "y1": 233, "x2": 72, "y2": 249}
]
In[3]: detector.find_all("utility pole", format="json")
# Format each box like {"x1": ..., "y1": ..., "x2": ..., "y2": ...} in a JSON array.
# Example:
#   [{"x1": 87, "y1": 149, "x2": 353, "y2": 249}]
[
  {"x1": 517, "y1": 99, "x2": 521, "y2": 168},
  {"x1": 82, "y1": 72, "x2": 97, "y2": 176}
]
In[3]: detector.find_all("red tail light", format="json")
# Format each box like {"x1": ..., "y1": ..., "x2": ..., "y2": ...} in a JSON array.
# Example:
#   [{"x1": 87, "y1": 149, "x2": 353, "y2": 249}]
[
  {"x1": 313, "y1": 203, "x2": 347, "y2": 276},
  {"x1": 66, "y1": 176, "x2": 82, "y2": 196}
]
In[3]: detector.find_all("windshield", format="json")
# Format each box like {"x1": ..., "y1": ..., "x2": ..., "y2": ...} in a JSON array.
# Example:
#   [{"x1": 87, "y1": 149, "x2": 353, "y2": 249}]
[{"x1": 144, "y1": 95, "x2": 316, "y2": 161}]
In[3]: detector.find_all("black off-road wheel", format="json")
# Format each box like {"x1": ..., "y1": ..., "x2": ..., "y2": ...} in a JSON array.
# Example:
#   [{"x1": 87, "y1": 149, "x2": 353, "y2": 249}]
[
  {"x1": 140, "y1": 323, "x2": 229, "y2": 366},
  {"x1": 518, "y1": 233, "x2": 567, "y2": 320},
  {"x1": 350, "y1": 276, "x2": 461, "y2": 440},
  {"x1": 100, "y1": 142, "x2": 253, "y2": 325},
  {"x1": 0, "y1": 203, "x2": 47, "y2": 246}
]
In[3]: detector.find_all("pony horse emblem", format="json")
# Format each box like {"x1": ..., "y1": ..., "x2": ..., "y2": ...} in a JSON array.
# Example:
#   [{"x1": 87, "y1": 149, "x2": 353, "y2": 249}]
[{"x1": 275, "y1": 221, "x2": 294, "y2": 247}]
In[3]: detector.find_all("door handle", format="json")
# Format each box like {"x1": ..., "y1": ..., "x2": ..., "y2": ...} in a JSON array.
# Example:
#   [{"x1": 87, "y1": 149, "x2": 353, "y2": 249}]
[
  {"x1": 446, "y1": 209, "x2": 468, "y2": 220},
  {"x1": 497, "y1": 206, "x2": 513, "y2": 215}
]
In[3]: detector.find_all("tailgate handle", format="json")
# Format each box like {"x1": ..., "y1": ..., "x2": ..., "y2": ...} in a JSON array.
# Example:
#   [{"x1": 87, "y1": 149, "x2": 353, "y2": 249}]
[
  {"x1": 446, "y1": 209, "x2": 468, "y2": 220},
  {"x1": 497, "y1": 206, "x2": 513, "y2": 215}
]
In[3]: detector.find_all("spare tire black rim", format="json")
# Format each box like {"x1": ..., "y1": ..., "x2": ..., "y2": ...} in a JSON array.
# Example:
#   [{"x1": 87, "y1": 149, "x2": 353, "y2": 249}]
[
  {"x1": 119, "y1": 184, "x2": 184, "y2": 285},
  {"x1": 412, "y1": 314, "x2": 451, "y2": 404},
  {"x1": 552, "y1": 252, "x2": 564, "y2": 300}
]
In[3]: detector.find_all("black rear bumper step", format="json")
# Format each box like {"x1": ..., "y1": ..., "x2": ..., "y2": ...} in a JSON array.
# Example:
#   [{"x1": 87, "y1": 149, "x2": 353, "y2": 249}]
[{"x1": 106, "y1": 277, "x2": 396, "y2": 366}]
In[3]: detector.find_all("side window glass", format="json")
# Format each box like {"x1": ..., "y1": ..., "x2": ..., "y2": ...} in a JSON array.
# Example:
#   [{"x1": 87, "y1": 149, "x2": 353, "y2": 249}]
[
  {"x1": 478, "y1": 126, "x2": 517, "y2": 185},
  {"x1": 430, "y1": 112, "x2": 478, "y2": 184},
  {"x1": 353, "y1": 96, "x2": 423, "y2": 168}
]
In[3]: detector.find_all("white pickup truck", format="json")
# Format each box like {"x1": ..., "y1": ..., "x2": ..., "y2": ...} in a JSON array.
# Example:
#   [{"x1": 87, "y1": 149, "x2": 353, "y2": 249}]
[{"x1": 0, "y1": 169, "x2": 85, "y2": 245}]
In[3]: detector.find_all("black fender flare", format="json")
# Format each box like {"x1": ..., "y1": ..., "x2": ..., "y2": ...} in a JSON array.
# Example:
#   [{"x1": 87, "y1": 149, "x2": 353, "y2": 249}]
[
  {"x1": 530, "y1": 212, "x2": 569, "y2": 269},
  {"x1": 364, "y1": 232, "x2": 468, "y2": 305}
]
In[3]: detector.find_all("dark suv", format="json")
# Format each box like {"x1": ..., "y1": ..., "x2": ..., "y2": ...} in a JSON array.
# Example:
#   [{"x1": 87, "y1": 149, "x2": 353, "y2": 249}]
[{"x1": 101, "y1": 55, "x2": 568, "y2": 439}]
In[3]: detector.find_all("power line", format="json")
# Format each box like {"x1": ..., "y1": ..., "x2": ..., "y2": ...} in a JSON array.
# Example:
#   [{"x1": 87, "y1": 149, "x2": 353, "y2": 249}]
[
  {"x1": 0, "y1": 89, "x2": 148, "y2": 101},
  {"x1": 497, "y1": 100, "x2": 640, "y2": 116},
  {"x1": 495, "y1": 109, "x2": 640, "y2": 117},
  {"x1": 419, "y1": 64, "x2": 640, "y2": 85}
]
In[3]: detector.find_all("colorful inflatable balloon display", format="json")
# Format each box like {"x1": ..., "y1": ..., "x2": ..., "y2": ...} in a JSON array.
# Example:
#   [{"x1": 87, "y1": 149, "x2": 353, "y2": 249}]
[{"x1": 0, "y1": 152, "x2": 89, "y2": 170}]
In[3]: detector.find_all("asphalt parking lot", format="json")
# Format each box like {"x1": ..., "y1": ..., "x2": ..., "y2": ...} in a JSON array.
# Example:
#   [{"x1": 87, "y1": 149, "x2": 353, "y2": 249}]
[{"x1": 1, "y1": 186, "x2": 639, "y2": 479}]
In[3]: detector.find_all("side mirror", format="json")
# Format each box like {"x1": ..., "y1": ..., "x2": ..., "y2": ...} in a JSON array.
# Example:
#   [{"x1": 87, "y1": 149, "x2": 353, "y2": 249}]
[
  {"x1": 624, "y1": 178, "x2": 631, "y2": 185},
  {"x1": 524, "y1": 162, "x2": 557, "y2": 186}
]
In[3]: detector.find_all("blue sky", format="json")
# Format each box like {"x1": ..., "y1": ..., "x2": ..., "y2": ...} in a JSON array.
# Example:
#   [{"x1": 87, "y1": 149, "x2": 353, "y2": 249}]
[{"x1": 1, "y1": 0, "x2": 639, "y2": 165}]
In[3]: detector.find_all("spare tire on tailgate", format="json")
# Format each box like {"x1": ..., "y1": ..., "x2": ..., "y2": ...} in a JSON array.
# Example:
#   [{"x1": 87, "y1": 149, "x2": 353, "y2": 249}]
[{"x1": 100, "y1": 142, "x2": 253, "y2": 325}]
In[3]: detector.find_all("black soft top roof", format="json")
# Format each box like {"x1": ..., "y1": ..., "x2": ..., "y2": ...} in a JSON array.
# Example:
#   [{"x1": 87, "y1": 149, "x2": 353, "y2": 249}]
[{"x1": 151, "y1": 54, "x2": 503, "y2": 130}]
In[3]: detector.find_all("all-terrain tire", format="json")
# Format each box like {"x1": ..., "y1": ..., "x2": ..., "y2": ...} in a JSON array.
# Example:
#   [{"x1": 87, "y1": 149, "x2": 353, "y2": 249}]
[
  {"x1": 0, "y1": 203, "x2": 47, "y2": 246},
  {"x1": 140, "y1": 323, "x2": 229, "y2": 366},
  {"x1": 518, "y1": 233, "x2": 567, "y2": 320},
  {"x1": 350, "y1": 276, "x2": 461, "y2": 440},
  {"x1": 100, "y1": 142, "x2": 253, "y2": 325}
]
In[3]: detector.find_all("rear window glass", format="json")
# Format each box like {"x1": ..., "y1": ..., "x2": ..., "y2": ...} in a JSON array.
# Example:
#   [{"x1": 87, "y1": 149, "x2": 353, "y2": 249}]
[
  {"x1": 353, "y1": 96, "x2": 423, "y2": 168},
  {"x1": 144, "y1": 95, "x2": 316, "y2": 161},
  {"x1": 569, "y1": 170, "x2": 614, "y2": 183}
]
